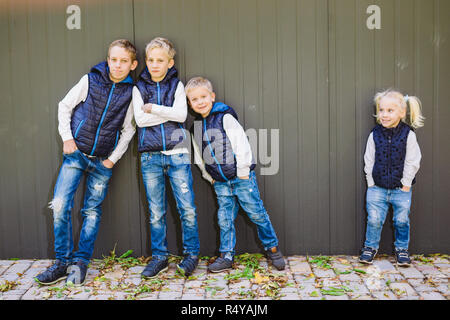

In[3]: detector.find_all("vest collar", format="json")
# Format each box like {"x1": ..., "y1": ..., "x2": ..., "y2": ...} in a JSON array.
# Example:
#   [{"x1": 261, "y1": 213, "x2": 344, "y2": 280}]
[
  {"x1": 208, "y1": 102, "x2": 238, "y2": 120},
  {"x1": 379, "y1": 121, "x2": 408, "y2": 137},
  {"x1": 91, "y1": 61, "x2": 133, "y2": 84},
  {"x1": 139, "y1": 66, "x2": 178, "y2": 85}
]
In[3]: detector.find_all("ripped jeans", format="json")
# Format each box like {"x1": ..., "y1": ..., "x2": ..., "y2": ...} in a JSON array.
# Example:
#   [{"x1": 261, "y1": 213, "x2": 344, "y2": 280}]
[
  {"x1": 50, "y1": 149, "x2": 112, "y2": 265},
  {"x1": 140, "y1": 151, "x2": 200, "y2": 259},
  {"x1": 213, "y1": 171, "x2": 279, "y2": 260},
  {"x1": 363, "y1": 185, "x2": 412, "y2": 250}
]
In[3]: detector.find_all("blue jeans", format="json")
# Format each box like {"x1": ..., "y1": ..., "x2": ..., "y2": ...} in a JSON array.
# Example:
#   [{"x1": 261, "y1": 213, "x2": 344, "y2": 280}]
[
  {"x1": 140, "y1": 152, "x2": 200, "y2": 259},
  {"x1": 213, "y1": 171, "x2": 279, "y2": 259},
  {"x1": 364, "y1": 185, "x2": 412, "y2": 250},
  {"x1": 51, "y1": 149, "x2": 113, "y2": 265}
]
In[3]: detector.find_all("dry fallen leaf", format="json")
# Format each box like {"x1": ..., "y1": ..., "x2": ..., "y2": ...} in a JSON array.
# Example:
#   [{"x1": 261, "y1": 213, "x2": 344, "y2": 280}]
[{"x1": 252, "y1": 271, "x2": 269, "y2": 284}]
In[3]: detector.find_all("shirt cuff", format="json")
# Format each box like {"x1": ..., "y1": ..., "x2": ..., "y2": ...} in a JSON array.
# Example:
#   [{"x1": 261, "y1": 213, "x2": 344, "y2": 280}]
[
  {"x1": 366, "y1": 176, "x2": 375, "y2": 187},
  {"x1": 237, "y1": 167, "x2": 250, "y2": 178},
  {"x1": 107, "y1": 155, "x2": 118, "y2": 165},
  {"x1": 61, "y1": 133, "x2": 74, "y2": 142},
  {"x1": 400, "y1": 177, "x2": 413, "y2": 188}
]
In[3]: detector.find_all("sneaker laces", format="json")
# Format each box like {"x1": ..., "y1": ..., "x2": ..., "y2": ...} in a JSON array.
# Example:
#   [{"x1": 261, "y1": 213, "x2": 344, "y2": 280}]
[
  {"x1": 215, "y1": 257, "x2": 232, "y2": 264},
  {"x1": 362, "y1": 248, "x2": 376, "y2": 256},
  {"x1": 268, "y1": 250, "x2": 283, "y2": 260},
  {"x1": 47, "y1": 261, "x2": 65, "y2": 272},
  {"x1": 144, "y1": 260, "x2": 160, "y2": 272}
]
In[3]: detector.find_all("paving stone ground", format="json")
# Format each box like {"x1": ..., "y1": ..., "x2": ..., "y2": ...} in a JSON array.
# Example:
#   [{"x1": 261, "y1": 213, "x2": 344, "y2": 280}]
[{"x1": 0, "y1": 254, "x2": 448, "y2": 300}]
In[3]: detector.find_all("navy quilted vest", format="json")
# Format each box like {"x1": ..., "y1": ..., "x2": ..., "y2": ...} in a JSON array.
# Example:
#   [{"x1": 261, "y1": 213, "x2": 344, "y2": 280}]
[
  {"x1": 70, "y1": 61, "x2": 133, "y2": 157},
  {"x1": 193, "y1": 102, "x2": 256, "y2": 182},
  {"x1": 372, "y1": 122, "x2": 414, "y2": 189},
  {"x1": 136, "y1": 67, "x2": 187, "y2": 153}
]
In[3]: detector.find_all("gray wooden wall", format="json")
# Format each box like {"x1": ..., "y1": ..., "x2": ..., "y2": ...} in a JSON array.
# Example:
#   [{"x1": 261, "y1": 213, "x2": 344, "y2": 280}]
[{"x1": 1, "y1": 0, "x2": 449, "y2": 259}]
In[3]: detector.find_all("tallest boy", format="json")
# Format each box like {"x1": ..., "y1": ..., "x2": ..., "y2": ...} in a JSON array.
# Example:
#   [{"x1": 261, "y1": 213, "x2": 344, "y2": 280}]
[{"x1": 36, "y1": 39, "x2": 138, "y2": 286}]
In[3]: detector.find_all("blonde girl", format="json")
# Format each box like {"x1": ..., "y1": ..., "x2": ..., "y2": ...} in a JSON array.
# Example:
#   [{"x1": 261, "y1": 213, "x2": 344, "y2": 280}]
[{"x1": 359, "y1": 89, "x2": 425, "y2": 266}]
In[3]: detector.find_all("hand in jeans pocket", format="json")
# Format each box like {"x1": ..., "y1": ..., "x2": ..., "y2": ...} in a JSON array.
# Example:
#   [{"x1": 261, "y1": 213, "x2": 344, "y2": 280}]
[
  {"x1": 101, "y1": 159, "x2": 114, "y2": 169},
  {"x1": 400, "y1": 185, "x2": 411, "y2": 192},
  {"x1": 63, "y1": 139, "x2": 78, "y2": 155}
]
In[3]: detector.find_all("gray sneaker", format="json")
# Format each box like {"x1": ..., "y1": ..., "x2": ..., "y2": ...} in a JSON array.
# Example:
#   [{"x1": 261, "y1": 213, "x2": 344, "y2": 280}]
[
  {"x1": 34, "y1": 260, "x2": 69, "y2": 285},
  {"x1": 359, "y1": 247, "x2": 378, "y2": 264},
  {"x1": 141, "y1": 257, "x2": 169, "y2": 279},
  {"x1": 266, "y1": 247, "x2": 286, "y2": 270},
  {"x1": 66, "y1": 261, "x2": 88, "y2": 286},
  {"x1": 208, "y1": 256, "x2": 233, "y2": 273},
  {"x1": 177, "y1": 255, "x2": 199, "y2": 277},
  {"x1": 395, "y1": 248, "x2": 412, "y2": 267}
]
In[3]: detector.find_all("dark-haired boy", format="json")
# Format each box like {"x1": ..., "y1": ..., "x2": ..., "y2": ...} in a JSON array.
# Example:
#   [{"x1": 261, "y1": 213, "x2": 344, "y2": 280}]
[{"x1": 35, "y1": 39, "x2": 138, "y2": 286}]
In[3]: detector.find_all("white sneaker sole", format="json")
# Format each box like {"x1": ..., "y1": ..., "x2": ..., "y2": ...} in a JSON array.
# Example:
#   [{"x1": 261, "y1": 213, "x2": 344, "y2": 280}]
[
  {"x1": 34, "y1": 275, "x2": 67, "y2": 286},
  {"x1": 207, "y1": 266, "x2": 233, "y2": 273},
  {"x1": 396, "y1": 261, "x2": 411, "y2": 267}
]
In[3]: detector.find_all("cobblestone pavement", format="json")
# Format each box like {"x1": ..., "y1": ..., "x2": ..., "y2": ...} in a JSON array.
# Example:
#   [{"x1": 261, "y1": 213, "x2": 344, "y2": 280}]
[{"x1": 0, "y1": 254, "x2": 448, "y2": 300}]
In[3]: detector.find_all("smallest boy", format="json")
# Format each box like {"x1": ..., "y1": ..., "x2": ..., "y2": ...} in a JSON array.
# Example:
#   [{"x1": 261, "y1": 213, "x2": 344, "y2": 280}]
[{"x1": 186, "y1": 77, "x2": 285, "y2": 272}]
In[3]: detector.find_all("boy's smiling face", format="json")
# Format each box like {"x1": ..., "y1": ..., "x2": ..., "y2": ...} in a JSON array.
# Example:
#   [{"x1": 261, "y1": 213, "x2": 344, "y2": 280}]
[
  {"x1": 107, "y1": 46, "x2": 137, "y2": 83},
  {"x1": 146, "y1": 47, "x2": 174, "y2": 82},
  {"x1": 187, "y1": 86, "x2": 216, "y2": 118}
]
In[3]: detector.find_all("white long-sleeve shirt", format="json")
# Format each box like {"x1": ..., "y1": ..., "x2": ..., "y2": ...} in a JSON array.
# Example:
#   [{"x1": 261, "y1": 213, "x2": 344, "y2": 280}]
[
  {"x1": 132, "y1": 82, "x2": 188, "y2": 155},
  {"x1": 192, "y1": 113, "x2": 254, "y2": 183},
  {"x1": 58, "y1": 74, "x2": 136, "y2": 164},
  {"x1": 364, "y1": 130, "x2": 421, "y2": 187}
]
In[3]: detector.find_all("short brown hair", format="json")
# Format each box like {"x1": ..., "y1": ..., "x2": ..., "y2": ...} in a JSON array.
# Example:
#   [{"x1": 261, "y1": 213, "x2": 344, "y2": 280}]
[{"x1": 108, "y1": 39, "x2": 137, "y2": 61}]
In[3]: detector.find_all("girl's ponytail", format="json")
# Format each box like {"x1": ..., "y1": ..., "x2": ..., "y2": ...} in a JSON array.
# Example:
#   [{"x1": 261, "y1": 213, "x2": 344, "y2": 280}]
[{"x1": 406, "y1": 96, "x2": 425, "y2": 129}]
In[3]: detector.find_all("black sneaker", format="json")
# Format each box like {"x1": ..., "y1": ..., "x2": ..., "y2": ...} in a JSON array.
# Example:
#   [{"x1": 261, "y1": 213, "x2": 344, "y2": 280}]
[
  {"x1": 66, "y1": 260, "x2": 88, "y2": 286},
  {"x1": 266, "y1": 247, "x2": 286, "y2": 270},
  {"x1": 34, "y1": 260, "x2": 69, "y2": 285},
  {"x1": 359, "y1": 246, "x2": 378, "y2": 264},
  {"x1": 177, "y1": 255, "x2": 199, "y2": 277},
  {"x1": 395, "y1": 248, "x2": 412, "y2": 267},
  {"x1": 208, "y1": 255, "x2": 233, "y2": 273},
  {"x1": 141, "y1": 257, "x2": 169, "y2": 279}
]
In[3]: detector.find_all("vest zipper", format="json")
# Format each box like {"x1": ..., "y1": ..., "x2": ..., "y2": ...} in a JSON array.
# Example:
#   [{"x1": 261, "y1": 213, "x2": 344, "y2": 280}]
[
  {"x1": 388, "y1": 135, "x2": 392, "y2": 188},
  {"x1": 90, "y1": 83, "x2": 116, "y2": 155},
  {"x1": 140, "y1": 128, "x2": 146, "y2": 147},
  {"x1": 74, "y1": 119, "x2": 85, "y2": 138},
  {"x1": 157, "y1": 82, "x2": 166, "y2": 151},
  {"x1": 113, "y1": 130, "x2": 120, "y2": 149},
  {"x1": 203, "y1": 118, "x2": 228, "y2": 181}
]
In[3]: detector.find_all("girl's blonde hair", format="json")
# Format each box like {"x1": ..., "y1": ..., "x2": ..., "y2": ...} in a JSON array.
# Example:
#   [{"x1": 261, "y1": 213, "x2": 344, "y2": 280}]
[{"x1": 374, "y1": 89, "x2": 425, "y2": 129}]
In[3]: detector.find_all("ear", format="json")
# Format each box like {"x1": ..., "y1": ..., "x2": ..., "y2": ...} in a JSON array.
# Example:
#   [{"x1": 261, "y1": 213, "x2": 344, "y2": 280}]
[
  {"x1": 211, "y1": 91, "x2": 216, "y2": 102},
  {"x1": 168, "y1": 58, "x2": 175, "y2": 68},
  {"x1": 400, "y1": 105, "x2": 407, "y2": 118},
  {"x1": 130, "y1": 60, "x2": 138, "y2": 71}
]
